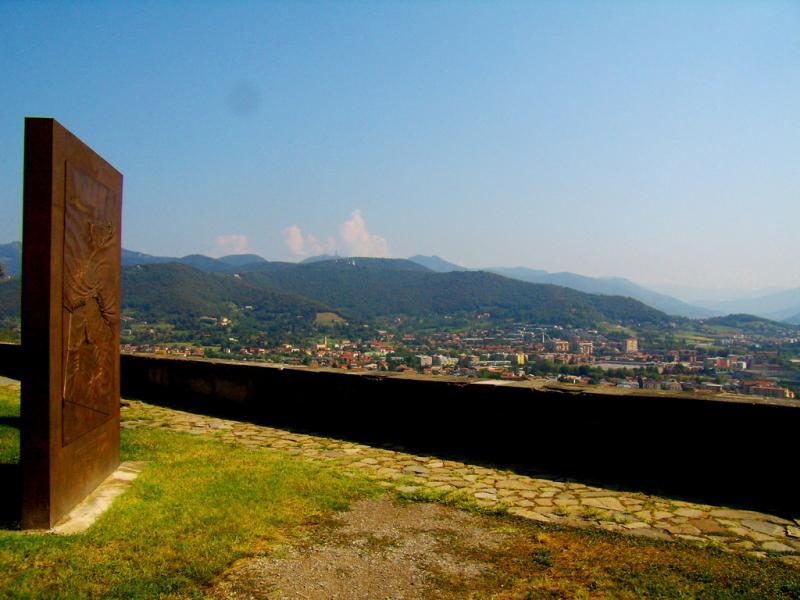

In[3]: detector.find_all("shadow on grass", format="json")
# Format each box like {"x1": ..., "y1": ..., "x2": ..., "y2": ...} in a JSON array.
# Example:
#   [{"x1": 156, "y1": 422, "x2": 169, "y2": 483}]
[
  {"x1": 0, "y1": 416, "x2": 19, "y2": 428},
  {"x1": 0, "y1": 410, "x2": 20, "y2": 529},
  {"x1": 0, "y1": 463, "x2": 21, "y2": 529}
]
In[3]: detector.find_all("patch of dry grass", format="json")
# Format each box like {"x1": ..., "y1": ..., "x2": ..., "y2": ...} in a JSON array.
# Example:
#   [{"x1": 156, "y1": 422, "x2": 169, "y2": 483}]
[{"x1": 429, "y1": 519, "x2": 800, "y2": 599}]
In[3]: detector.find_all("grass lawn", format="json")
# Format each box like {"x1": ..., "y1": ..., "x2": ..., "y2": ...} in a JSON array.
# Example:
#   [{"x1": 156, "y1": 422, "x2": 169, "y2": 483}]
[
  {"x1": 0, "y1": 385, "x2": 380, "y2": 598},
  {"x1": 1, "y1": 385, "x2": 799, "y2": 599}
]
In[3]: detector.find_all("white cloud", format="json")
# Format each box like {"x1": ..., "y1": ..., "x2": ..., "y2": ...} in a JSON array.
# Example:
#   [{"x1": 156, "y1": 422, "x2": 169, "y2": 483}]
[
  {"x1": 213, "y1": 234, "x2": 249, "y2": 256},
  {"x1": 282, "y1": 210, "x2": 390, "y2": 259},
  {"x1": 339, "y1": 209, "x2": 390, "y2": 257},
  {"x1": 283, "y1": 225, "x2": 324, "y2": 258}
]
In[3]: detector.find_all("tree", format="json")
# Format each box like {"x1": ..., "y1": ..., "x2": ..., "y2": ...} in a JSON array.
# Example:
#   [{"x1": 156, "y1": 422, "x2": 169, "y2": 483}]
[{"x1": 0, "y1": 262, "x2": 4, "y2": 278}]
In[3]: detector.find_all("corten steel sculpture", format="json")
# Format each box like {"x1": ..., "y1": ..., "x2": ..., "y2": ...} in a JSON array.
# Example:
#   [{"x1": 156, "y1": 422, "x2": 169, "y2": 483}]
[{"x1": 21, "y1": 118, "x2": 123, "y2": 529}]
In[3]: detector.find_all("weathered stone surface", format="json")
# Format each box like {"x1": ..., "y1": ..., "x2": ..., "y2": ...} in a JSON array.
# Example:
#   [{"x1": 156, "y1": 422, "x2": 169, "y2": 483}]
[
  {"x1": 759, "y1": 515, "x2": 795, "y2": 526},
  {"x1": 554, "y1": 498, "x2": 579, "y2": 507},
  {"x1": 688, "y1": 519, "x2": 728, "y2": 534},
  {"x1": 787, "y1": 526, "x2": 800, "y2": 539},
  {"x1": 741, "y1": 520, "x2": 785, "y2": 537},
  {"x1": 744, "y1": 531, "x2": 777, "y2": 543},
  {"x1": 626, "y1": 528, "x2": 673, "y2": 541},
  {"x1": 710, "y1": 509, "x2": 768, "y2": 520},
  {"x1": 731, "y1": 540, "x2": 756, "y2": 550},
  {"x1": 623, "y1": 521, "x2": 650, "y2": 530},
  {"x1": 662, "y1": 523, "x2": 702, "y2": 536},
  {"x1": 582, "y1": 497, "x2": 626, "y2": 512},
  {"x1": 677, "y1": 534, "x2": 706, "y2": 543},
  {"x1": 52, "y1": 462, "x2": 145, "y2": 534},
  {"x1": 402, "y1": 465, "x2": 430, "y2": 476},
  {"x1": 674, "y1": 508, "x2": 705, "y2": 518},
  {"x1": 474, "y1": 492, "x2": 497, "y2": 501},
  {"x1": 496, "y1": 479, "x2": 536, "y2": 491},
  {"x1": 508, "y1": 507, "x2": 550, "y2": 522},
  {"x1": 762, "y1": 541, "x2": 794, "y2": 553}
]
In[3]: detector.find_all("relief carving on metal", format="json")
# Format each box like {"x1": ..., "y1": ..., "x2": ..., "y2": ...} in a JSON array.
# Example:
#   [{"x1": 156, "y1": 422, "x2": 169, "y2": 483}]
[{"x1": 61, "y1": 163, "x2": 120, "y2": 446}]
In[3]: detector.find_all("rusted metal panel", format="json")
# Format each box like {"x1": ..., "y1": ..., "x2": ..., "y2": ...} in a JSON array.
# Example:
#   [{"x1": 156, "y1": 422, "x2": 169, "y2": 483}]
[{"x1": 21, "y1": 118, "x2": 122, "y2": 529}]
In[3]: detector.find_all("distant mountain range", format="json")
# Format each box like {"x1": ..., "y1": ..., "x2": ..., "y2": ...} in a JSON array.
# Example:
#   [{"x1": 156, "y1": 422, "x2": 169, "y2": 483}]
[
  {"x1": 407, "y1": 255, "x2": 469, "y2": 273},
  {"x1": 403, "y1": 255, "x2": 800, "y2": 324},
  {"x1": 688, "y1": 288, "x2": 800, "y2": 324},
  {"x1": 2, "y1": 242, "x2": 798, "y2": 324},
  {"x1": 404, "y1": 255, "x2": 711, "y2": 317},
  {"x1": 482, "y1": 267, "x2": 713, "y2": 319}
]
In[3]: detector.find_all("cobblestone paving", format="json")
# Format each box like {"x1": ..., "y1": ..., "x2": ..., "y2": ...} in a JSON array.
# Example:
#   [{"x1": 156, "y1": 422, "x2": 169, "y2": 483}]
[{"x1": 122, "y1": 400, "x2": 800, "y2": 564}]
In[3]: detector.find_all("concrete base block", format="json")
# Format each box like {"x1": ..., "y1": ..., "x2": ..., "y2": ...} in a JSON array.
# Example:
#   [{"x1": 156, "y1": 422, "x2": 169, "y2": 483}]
[{"x1": 51, "y1": 461, "x2": 146, "y2": 535}]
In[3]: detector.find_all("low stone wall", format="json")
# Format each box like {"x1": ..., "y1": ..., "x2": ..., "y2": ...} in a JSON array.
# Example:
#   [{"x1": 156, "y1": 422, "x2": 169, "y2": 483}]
[{"x1": 1, "y1": 345, "x2": 796, "y2": 515}]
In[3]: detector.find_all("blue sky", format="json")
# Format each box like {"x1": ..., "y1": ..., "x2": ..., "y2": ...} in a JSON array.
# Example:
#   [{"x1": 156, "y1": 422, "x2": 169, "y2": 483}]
[{"x1": 1, "y1": 1, "x2": 798, "y2": 290}]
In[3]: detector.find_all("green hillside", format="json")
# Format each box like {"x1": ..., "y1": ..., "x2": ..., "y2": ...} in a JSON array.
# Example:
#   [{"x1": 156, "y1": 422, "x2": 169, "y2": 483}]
[
  {"x1": 122, "y1": 264, "x2": 324, "y2": 325},
  {"x1": 241, "y1": 258, "x2": 668, "y2": 326},
  {"x1": 0, "y1": 258, "x2": 671, "y2": 332},
  {"x1": 703, "y1": 313, "x2": 793, "y2": 335}
]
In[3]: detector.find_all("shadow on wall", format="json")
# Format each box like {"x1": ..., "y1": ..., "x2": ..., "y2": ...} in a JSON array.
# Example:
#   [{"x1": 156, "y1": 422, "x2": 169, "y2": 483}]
[
  {"x1": 118, "y1": 354, "x2": 800, "y2": 519},
  {"x1": 0, "y1": 463, "x2": 20, "y2": 529}
]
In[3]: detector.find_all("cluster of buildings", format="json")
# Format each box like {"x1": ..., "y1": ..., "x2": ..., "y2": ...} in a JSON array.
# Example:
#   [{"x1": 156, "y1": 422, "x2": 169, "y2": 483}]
[{"x1": 120, "y1": 321, "x2": 798, "y2": 400}]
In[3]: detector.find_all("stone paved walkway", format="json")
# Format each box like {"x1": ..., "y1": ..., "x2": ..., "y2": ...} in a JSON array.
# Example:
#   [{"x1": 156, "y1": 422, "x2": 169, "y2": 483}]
[{"x1": 122, "y1": 400, "x2": 800, "y2": 564}]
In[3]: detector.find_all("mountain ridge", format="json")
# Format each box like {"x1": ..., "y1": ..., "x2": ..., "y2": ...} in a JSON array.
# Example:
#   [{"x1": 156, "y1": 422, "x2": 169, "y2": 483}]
[
  {"x1": 3, "y1": 242, "x2": 797, "y2": 323},
  {"x1": 0, "y1": 258, "x2": 672, "y2": 330},
  {"x1": 406, "y1": 255, "x2": 711, "y2": 318}
]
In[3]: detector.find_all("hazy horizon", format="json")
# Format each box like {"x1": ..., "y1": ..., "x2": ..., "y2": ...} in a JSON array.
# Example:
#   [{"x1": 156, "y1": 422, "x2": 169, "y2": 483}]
[{"x1": 1, "y1": 2, "x2": 798, "y2": 291}]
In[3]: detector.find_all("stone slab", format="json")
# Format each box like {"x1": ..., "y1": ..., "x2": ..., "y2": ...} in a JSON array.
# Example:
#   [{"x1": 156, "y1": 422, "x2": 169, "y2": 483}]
[
  {"x1": 762, "y1": 541, "x2": 795, "y2": 553},
  {"x1": 741, "y1": 519, "x2": 785, "y2": 537},
  {"x1": 582, "y1": 497, "x2": 626, "y2": 512},
  {"x1": 51, "y1": 462, "x2": 145, "y2": 534}
]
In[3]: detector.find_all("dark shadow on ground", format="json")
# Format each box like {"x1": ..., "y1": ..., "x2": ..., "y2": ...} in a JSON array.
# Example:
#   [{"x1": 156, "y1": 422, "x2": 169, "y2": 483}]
[{"x1": 0, "y1": 408, "x2": 21, "y2": 529}]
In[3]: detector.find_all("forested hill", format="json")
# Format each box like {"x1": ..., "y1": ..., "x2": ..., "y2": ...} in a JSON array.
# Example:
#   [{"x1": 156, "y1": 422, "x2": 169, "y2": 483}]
[
  {"x1": 0, "y1": 258, "x2": 671, "y2": 328},
  {"x1": 238, "y1": 258, "x2": 668, "y2": 326},
  {"x1": 121, "y1": 264, "x2": 325, "y2": 324},
  {"x1": 702, "y1": 314, "x2": 796, "y2": 336}
]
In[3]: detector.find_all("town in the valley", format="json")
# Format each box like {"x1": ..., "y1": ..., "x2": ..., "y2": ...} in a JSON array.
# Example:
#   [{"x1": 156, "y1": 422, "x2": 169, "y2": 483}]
[{"x1": 120, "y1": 315, "x2": 800, "y2": 401}]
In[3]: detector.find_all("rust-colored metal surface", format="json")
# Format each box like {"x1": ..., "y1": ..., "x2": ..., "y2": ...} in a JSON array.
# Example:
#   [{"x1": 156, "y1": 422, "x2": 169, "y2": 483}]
[{"x1": 21, "y1": 118, "x2": 122, "y2": 529}]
